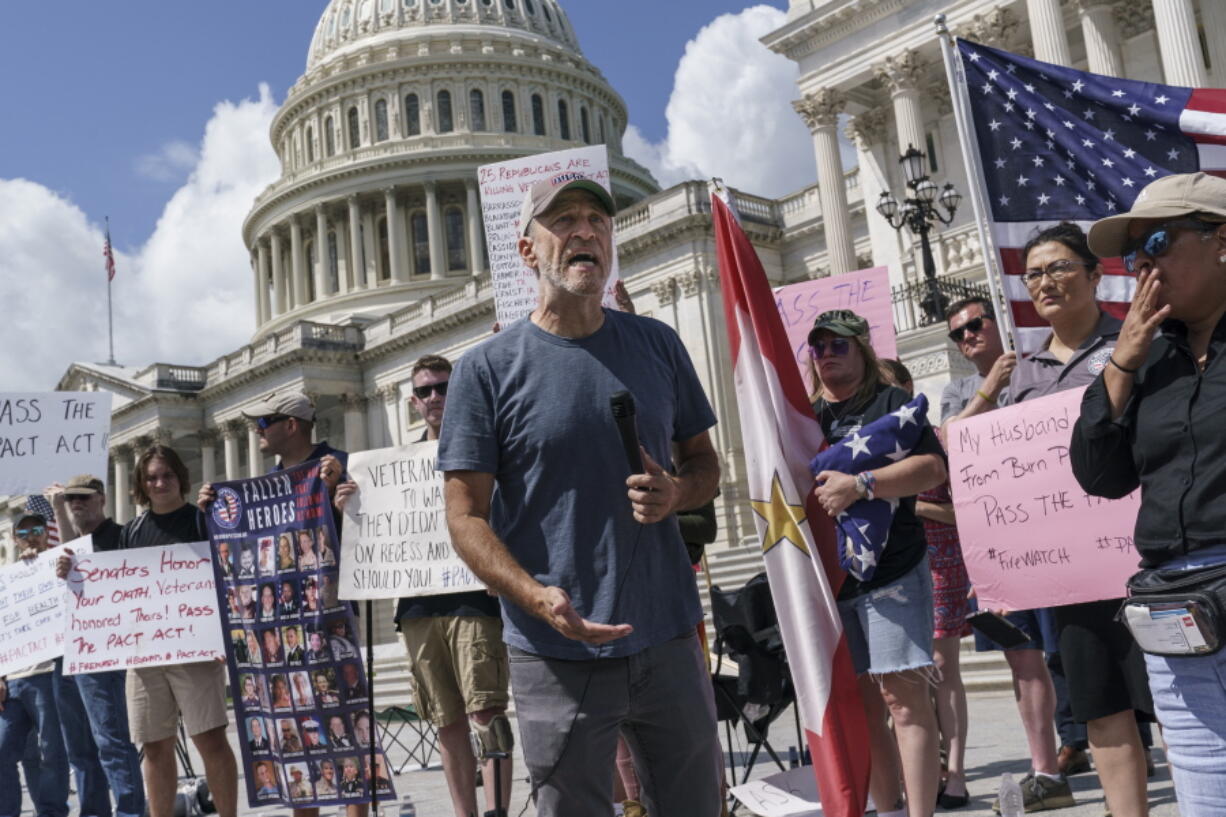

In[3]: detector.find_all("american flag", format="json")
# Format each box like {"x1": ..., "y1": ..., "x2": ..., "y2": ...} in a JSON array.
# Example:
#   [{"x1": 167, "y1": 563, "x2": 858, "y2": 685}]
[
  {"x1": 25, "y1": 495, "x2": 60, "y2": 546},
  {"x1": 103, "y1": 224, "x2": 116, "y2": 282},
  {"x1": 956, "y1": 38, "x2": 1226, "y2": 349},
  {"x1": 808, "y1": 394, "x2": 929, "y2": 581}
]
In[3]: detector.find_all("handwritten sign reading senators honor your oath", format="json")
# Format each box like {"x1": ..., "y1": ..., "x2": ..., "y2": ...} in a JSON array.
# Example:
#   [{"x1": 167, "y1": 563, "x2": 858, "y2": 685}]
[{"x1": 947, "y1": 387, "x2": 1142, "y2": 611}]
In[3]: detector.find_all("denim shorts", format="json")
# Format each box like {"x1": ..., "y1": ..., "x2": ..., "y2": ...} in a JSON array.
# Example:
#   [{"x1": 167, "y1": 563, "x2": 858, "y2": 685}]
[{"x1": 838, "y1": 556, "x2": 935, "y2": 676}]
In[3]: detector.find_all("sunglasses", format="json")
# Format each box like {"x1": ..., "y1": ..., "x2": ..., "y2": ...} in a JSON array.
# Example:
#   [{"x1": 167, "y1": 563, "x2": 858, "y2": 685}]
[
  {"x1": 15, "y1": 526, "x2": 46, "y2": 538},
  {"x1": 412, "y1": 382, "x2": 448, "y2": 400},
  {"x1": 256, "y1": 415, "x2": 290, "y2": 430},
  {"x1": 1122, "y1": 218, "x2": 1217, "y2": 273},
  {"x1": 1021, "y1": 259, "x2": 1092, "y2": 288},
  {"x1": 947, "y1": 315, "x2": 992, "y2": 343},
  {"x1": 808, "y1": 338, "x2": 852, "y2": 360}
]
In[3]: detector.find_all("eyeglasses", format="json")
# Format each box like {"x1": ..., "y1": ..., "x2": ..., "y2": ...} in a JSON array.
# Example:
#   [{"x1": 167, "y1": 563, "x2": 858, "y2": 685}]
[
  {"x1": 1021, "y1": 259, "x2": 1093, "y2": 288},
  {"x1": 1122, "y1": 218, "x2": 1217, "y2": 273},
  {"x1": 947, "y1": 315, "x2": 993, "y2": 343},
  {"x1": 808, "y1": 338, "x2": 852, "y2": 360},
  {"x1": 412, "y1": 382, "x2": 448, "y2": 400},
  {"x1": 256, "y1": 415, "x2": 290, "y2": 431},
  {"x1": 15, "y1": 526, "x2": 46, "y2": 538}
]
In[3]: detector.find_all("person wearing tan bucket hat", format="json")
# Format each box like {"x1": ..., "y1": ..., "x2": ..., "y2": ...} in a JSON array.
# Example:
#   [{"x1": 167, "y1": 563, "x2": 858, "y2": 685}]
[{"x1": 1073, "y1": 172, "x2": 1226, "y2": 815}]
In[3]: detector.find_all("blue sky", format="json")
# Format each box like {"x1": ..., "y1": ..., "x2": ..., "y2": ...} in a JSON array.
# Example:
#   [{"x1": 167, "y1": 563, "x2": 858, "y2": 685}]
[{"x1": 0, "y1": 1, "x2": 785, "y2": 252}]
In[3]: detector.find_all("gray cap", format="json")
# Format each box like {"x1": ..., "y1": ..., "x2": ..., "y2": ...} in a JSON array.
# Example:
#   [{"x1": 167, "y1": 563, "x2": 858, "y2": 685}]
[
  {"x1": 242, "y1": 392, "x2": 315, "y2": 422},
  {"x1": 518, "y1": 172, "x2": 615, "y2": 236},
  {"x1": 1088, "y1": 172, "x2": 1226, "y2": 257}
]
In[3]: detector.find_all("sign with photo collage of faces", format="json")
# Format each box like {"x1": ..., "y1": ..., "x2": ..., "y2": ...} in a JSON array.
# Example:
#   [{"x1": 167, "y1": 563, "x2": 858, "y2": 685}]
[{"x1": 204, "y1": 460, "x2": 396, "y2": 808}]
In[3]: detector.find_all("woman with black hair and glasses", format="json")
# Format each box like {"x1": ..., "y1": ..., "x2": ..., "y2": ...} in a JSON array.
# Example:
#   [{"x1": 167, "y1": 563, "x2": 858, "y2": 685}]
[
  {"x1": 1003, "y1": 221, "x2": 1154, "y2": 817},
  {"x1": 1073, "y1": 172, "x2": 1226, "y2": 816}
]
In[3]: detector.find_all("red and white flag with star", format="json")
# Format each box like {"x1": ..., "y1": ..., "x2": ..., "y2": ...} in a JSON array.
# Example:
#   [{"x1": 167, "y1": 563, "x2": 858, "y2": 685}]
[{"x1": 712, "y1": 187, "x2": 869, "y2": 817}]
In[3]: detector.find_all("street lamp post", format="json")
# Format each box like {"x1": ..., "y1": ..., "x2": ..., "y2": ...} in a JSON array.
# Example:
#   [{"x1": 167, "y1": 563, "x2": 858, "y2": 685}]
[{"x1": 875, "y1": 144, "x2": 963, "y2": 323}]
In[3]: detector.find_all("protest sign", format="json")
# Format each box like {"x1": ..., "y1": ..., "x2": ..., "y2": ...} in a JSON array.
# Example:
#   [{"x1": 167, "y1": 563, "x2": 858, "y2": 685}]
[
  {"x1": 730, "y1": 766, "x2": 826, "y2": 817},
  {"x1": 339, "y1": 442, "x2": 482, "y2": 600},
  {"x1": 948, "y1": 387, "x2": 1142, "y2": 610},
  {"x1": 773, "y1": 267, "x2": 895, "y2": 394},
  {"x1": 206, "y1": 461, "x2": 395, "y2": 808},
  {"x1": 0, "y1": 536, "x2": 92, "y2": 676},
  {"x1": 62, "y1": 542, "x2": 223, "y2": 674},
  {"x1": 478, "y1": 145, "x2": 619, "y2": 324},
  {"x1": 0, "y1": 392, "x2": 111, "y2": 495}
]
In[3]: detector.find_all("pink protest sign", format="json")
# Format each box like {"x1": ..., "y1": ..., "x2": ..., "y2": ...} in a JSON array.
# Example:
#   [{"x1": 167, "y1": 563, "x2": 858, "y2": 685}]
[
  {"x1": 947, "y1": 387, "x2": 1141, "y2": 611},
  {"x1": 774, "y1": 267, "x2": 896, "y2": 394}
]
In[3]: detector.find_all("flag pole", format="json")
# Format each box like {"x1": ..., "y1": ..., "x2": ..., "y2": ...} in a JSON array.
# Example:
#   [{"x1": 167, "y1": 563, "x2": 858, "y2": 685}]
[
  {"x1": 934, "y1": 15, "x2": 1022, "y2": 353},
  {"x1": 105, "y1": 216, "x2": 117, "y2": 365}
]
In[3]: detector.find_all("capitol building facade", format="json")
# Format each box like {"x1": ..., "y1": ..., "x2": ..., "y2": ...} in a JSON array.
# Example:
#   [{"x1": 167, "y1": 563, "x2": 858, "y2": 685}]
[{"x1": 8, "y1": 0, "x2": 1221, "y2": 638}]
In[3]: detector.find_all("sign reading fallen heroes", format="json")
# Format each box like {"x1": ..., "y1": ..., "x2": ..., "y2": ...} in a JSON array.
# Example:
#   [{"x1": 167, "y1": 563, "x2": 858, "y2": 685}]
[
  {"x1": 479, "y1": 145, "x2": 619, "y2": 325},
  {"x1": 0, "y1": 393, "x2": 111, "y2": 495},
  {"x1": 0, "y1": 536, "x2": 93, "y2": 676},
  {"x1": 948, "y1": 387, "x2": 1141, "y2": 610},
  {"x1": 206, "y1": 461, "x2": 395, "y2": 808},
  {"x1": 63, "y1": 541, "x2": 223, "y2": 674},
  {"x1": 339, "y1": 442, "x2": 482, "y2": 600},
  {"x1": 773, "y1": 267, "x2": 896, "y2": 395}
]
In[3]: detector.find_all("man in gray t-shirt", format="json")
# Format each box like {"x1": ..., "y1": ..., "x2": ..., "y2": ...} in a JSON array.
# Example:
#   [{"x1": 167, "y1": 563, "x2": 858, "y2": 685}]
[{"x1": 440, "y1": 173, "x2": 723, "y2": 817}]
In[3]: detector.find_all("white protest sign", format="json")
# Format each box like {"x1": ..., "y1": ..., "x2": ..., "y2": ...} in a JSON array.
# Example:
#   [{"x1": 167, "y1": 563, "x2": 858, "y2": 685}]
[
  {"x1": 0, "y1": 393, "x2": 111, "y2": 496},
  {"x1": 339, "y1": 442, "x2": 483, "y2": 600},
  {"x1": 478, "y1": 145, "x2": 619, "y2": 325},
  {"x1": 63, "y1": 541, "x2": 224, "y2": 674},
  {"x1": 730, "y1": 766, "x2": 826, "y2": 817},
  {"x1": 0, "y1": 536, "x2": 93, "y2": 676}
]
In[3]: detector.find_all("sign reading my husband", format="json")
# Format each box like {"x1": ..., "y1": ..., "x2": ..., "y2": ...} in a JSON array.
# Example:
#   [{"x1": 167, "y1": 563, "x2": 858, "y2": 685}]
[
  {"x1": 205, "y1": 461, "x2": 396, "y2": 809},
  {"x1": 339, "y1": 442, "x2": 482, "y2": 600},
  {"x1": 948, "y1": 387, "x2": 1141, "y2": 611}
]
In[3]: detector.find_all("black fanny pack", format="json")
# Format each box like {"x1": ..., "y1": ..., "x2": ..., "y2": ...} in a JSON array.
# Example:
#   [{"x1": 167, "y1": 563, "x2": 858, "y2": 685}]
[{"x1": 1118, "y1": 563, "x2": 1226, "y2": 657}]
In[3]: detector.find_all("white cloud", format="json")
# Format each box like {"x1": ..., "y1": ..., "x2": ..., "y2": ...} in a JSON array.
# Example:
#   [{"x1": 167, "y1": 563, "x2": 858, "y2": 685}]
[
  {"x1": 0, "y1": 84, "x2": 279, "y2": 391},
  {"x1": 134, "y1": 140, "x2": 200, "y2": 182},
  {"x1": 623, "y1": 5, "x2": 825, "y2": 199}
]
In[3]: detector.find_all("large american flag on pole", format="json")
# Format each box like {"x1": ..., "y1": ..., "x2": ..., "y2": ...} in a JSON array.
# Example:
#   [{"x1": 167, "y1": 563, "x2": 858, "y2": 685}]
[
  {"x1": 712, "y1": 188, "x2": 869, "y2": 817},
  {"x1": 956, "y1": 38, "x2": 1226, "y2": 349}
]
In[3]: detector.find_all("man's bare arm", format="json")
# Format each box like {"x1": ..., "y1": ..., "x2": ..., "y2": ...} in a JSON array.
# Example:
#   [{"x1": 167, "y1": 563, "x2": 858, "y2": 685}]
[{"x1": 444, "y1": 470, "x2": 632, "y2": 645}]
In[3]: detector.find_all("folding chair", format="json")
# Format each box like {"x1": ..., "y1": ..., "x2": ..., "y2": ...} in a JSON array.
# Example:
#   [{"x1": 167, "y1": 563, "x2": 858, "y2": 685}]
[{"x1": 376, "y1": 704, "x2": 440, "y2": 773}]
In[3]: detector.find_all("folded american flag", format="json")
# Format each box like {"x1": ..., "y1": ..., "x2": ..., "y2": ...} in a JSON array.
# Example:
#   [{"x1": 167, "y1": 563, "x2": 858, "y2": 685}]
[{"x1": 809, "y1": 394, "x2": 929, "y2": 581}]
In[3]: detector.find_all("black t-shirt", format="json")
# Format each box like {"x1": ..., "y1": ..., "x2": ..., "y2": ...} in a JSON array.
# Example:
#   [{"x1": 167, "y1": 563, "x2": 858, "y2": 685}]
[
  {"x1": 119, "y1": 504, "x2": 207, "y2": 549},
  {"x1": 91, "y1": 518, "x2": 123, "y2": 552},
  {"x1": 815, "y1": 384, "x2": 945, "y2": 600}
]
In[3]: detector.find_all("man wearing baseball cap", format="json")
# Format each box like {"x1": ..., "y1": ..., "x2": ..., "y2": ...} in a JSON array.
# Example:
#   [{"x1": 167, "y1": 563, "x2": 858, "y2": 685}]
[
  {"x1": 440, "y1": 171, "x2": 723, "y2": 815},
  {"x1": 44, "y1": 475, "x2": 147, "y2": 817}
]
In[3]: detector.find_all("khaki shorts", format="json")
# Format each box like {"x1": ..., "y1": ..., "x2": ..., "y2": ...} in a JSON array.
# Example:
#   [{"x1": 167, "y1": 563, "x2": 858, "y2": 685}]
[
  {"x1": 400, "y1": 616, "x2": 509, "y2": 728},
  {"x1": 126, "y1": 660, "x2": 229, "y2": 744}
]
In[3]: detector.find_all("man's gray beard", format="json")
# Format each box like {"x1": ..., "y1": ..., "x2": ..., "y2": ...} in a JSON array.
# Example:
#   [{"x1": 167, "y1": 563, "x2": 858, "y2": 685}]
[{"x1": 540, "y1": 257, "x2": 605, "y2": 297}]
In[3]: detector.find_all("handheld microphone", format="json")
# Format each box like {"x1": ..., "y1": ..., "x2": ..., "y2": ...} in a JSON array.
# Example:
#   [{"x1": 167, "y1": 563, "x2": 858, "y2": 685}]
[{"x1": 609, "y1": 391, "x2": 644, "y2": 474}]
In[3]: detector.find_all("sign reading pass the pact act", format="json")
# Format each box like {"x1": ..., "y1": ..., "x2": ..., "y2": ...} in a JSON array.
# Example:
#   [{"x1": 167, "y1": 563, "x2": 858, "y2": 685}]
[
  {"x1": 948, "y1": 387, "x2": 1141, "y2": 611},
  {"x1": 0, "y1": 393, "x2": 111, "y2": 495},
  {"x1": 478, "y1": 145, "x2": 620, "y2": 325}
]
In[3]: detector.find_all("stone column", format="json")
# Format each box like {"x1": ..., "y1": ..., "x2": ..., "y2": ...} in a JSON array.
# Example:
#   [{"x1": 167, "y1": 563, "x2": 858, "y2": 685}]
[
  {"x1": 362, "y1": 210, "x2": 379, "y2": 288},
  {"x1": 290, "y1": 215, "x2": 307, "y2": 307},
  {"x1": 465, "y1": 179, "x2": 486, "y2": 275},
  {"x1": 793, "y1": 89, "x2": 856, "y2": 276},
  {"x1": 199, "y1": 429, "x2": 218, "y2": 485},
  {"x1": 424, "y1": 181, "x2": 446, "y2": 280},
  {"x1": 846, "y1": 109, "x2": 904, "y2": 284},
  {"x1": 1152, "y1": 0, "x2": 1207, "y2": 87},
  {"x1": 256, "y1": 241, "x2": 271, "y2": 324},
  {"x1": 1200, "y1": 0, "x2": 1226, "y2": 86},
  {"x1": 1074, "y1": 0, "x2": 1124, "y2": 76},
  {"x1": 876, "y1": 51, "x2": 926, "y2": 164},
  {"x1": 379, "y1": 385, "x2": 402, "y2": 447},
  {"x1": 384, "y1": 188, "x2": 408, "y2": 283},
  {"x1": 112, "y1": 446, "x2": 131, "y2": 525},
  {"x1": 271, "y1": 231, "x2": 287, "y2": 315},
  {"x1": 222, "y1": 422, "x2": 241, "y2": 480},
  {"x1": 347, "y1": 195, "x2": 363, "y2": 292},
  {"x1": 342, "y1": 394, "x2": 369, "y2": 453},
  {"x1": 247, "y1": 424, "x2": 263, "y2": 477},
  {"x1": 314, "y1": 204, "x2": 330, "y2": 300},
  {"x1": 1026, "y1": 0, "x2": 1072, "y2": 66}
]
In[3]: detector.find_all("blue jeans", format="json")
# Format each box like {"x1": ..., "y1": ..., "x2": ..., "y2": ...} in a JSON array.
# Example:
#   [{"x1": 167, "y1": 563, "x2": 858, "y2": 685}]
[
  {"x1": 0, "y1": 671, "x2": 69, "y2": 817},
  {"x1": 57, "y1": 666, "x2": 145, "y2": 817},
  {"x1": 1142, "y1": 545, "x2": 1226, "y2": 816}
]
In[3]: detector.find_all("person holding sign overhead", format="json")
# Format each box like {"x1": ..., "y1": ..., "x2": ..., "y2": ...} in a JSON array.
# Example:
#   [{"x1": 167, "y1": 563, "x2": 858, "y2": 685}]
[{"x1": 1073, "y1": 172, "x2": 1226, "y2": 815}]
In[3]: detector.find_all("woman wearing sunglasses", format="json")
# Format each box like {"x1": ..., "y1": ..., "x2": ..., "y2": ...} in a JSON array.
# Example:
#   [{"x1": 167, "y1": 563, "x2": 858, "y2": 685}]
[
  {"x1": 1073, "y1": 172, "x2": 1226, "y2": 815},
  {"x1": 807, "y1": 309, "x2": 947, "y2": 817},
  {"x1": 1003, "y1": 222, "x2": 1153, "y2": 817}
]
